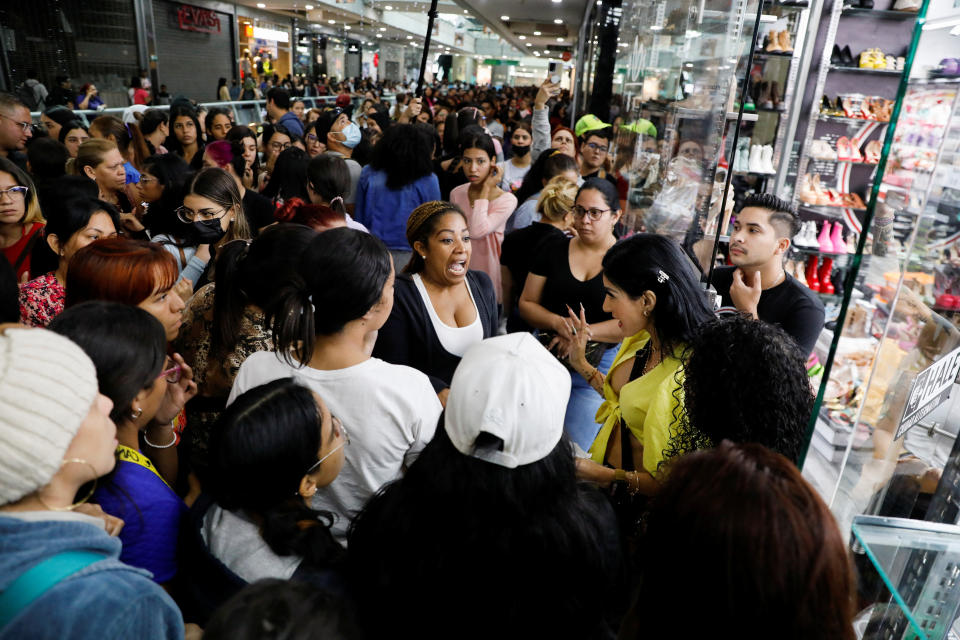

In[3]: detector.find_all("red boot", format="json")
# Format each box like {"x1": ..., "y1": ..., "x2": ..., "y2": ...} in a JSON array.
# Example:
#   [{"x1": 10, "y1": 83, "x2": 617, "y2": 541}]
[
  {"x1": 818, "y1": 257, "x2": 835, "y2": 294},
  {"x1": 806, "y1": 255, "x2": 821, "y2": 292}
]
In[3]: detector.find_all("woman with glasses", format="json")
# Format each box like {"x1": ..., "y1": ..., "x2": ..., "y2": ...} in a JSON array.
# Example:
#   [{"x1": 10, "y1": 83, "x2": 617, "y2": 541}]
[
  {"x1": 19, "y1": 197, "x2": 120, "y2": 327},
  {"x1": 519, "y1": 178, "x2": 625, "y2": 450},
  {"x1": 448, "y1": 128, "x2": 517, "y2": 304},
  {"x1": 228, "y1": 228, "x2": 442, "y2": 543},
  {"x1": 171, "y1": 167, "x2": 252, "y2": 292},
  {"x1": 260, "y1": 124, "x2": 293, "y2": 189},
  {"x1": 303, "y1": 119, "x2": 326, "y2": 158},
  {"x1": 49, "y1": 301, "x2": 197, "y2": 587},
  {"x1": 58, "y1": 120, "x2": 91, "y2": 159},
  {"x1": 179, "y1": 378, "x2": 346, "y2": 624},
  {"x1": 0, "y1": 156, "x2": 45, "y2": 282},
  {"x1": 173, "y1": 225, "x2": 317, "y2": 477}
]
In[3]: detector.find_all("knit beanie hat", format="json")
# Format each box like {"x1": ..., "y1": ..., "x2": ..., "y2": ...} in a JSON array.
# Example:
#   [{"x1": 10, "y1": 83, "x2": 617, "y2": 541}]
[{"x1": 0, "y1": 328, "x2": 99, "y2": 505}]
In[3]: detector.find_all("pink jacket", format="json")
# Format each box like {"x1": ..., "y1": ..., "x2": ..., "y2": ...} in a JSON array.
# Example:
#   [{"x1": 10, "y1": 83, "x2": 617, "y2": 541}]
[{"x1": 449, "y1": 183, "x2": 517, "y2": 303}]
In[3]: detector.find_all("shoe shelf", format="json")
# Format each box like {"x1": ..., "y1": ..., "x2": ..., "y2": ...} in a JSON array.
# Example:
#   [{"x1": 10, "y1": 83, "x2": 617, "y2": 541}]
[
  {"x1": 840, "y1": 5, "x2": 918, "y2": 19},
  {"x1": 799, "y1": 203, "x2": 867, "y2": 216},
  {"x1": 761, "y1": 0, "x2": 810, "y2": 9},
  {"x1": 817, "y1": 113, "x2": 891, "y2": 125},
  {"x1": 791, "y1": 246, "x2": 853, "y2": 257},
  {"x1": 811, "y1": 159, "x2": 880, "y2": 166},
  {"x1": 828, "y1": 65, "x2": 902, "y2": 76},
  {"x1": 755, "y1": 106, "x2": 786, "y2": 113},
  {"x1": 754, "y1": 50, "x2": 795, "y2": 58}
]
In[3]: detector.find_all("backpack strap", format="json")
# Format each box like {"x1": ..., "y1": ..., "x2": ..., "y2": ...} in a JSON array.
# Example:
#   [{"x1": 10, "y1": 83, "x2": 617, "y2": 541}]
[{"x1": 0, "y1": 550, "x2": 105, "y2": 629}]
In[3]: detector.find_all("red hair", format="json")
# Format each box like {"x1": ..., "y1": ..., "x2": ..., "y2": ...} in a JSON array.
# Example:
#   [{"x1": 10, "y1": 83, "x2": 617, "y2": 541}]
[
  {"x1": 551, "y1": 125, "x2": 580, "y2": 156},
  {"x1": 274, "y1": 197, "x2": 346, "y2": 233},
  {"x1": 65, "y1": 237, "x2": 178, "y2": 308}
]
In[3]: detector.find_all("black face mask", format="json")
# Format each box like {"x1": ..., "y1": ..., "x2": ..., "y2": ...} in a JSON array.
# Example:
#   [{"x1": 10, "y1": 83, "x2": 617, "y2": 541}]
[
  {"x1": 512, "y1": 144, "x2": 531, "y2": 157},
  {"x1": 189, "y1": 218, "x2": 227, "y2": 244}
]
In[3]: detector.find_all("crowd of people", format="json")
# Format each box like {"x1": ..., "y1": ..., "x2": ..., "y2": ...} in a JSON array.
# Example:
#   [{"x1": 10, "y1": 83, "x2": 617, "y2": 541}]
[{"x1": 0, "y1": 77, "x2": 852, "y2": 639}]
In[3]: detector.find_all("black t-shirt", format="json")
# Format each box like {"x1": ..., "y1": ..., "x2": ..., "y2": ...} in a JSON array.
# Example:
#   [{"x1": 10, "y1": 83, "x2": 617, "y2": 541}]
[
  {"x1": 580, "y1": 168, "x2": 619, "y2": 188},
  {"x1": 500, "y1": 223, "x2": 566, "y2": 333},
  {"x1": 529, "y1": 235, "x2": 612, "y2": 325},
  {"x1": 711, "y1": 265, "x2": 825, "y2": 355},
  {"x1": 242, "y1": 189, "x2": 275, "y2": 232}
]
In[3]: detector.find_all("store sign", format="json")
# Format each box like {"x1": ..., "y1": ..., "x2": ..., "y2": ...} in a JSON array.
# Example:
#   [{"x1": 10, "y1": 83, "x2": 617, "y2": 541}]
[
  {"x1": 177, "y1": 4, "x2": 221, "y2": 33},
  {"x1": 897, "y1": 344, "x2": 960, "y2": 440},
  {"x1": 483, "y1": 59, "x2": 519, "y2": 66},
  {"x1": 253, "y1": 26, "x2": 289, "y2": 43}
]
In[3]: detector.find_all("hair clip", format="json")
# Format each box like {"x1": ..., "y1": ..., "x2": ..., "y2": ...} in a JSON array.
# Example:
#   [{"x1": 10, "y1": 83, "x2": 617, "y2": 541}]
[{"x1": 657, "y1": 269, "x2": 670, "y2": 284}]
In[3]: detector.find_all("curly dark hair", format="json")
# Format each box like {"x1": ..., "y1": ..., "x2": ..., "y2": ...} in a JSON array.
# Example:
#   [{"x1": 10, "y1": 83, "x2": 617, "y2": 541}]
[
  {"x1": 662, "y1": 315, "x2": 813, "y2": 465},
  {"x1": 369, "y1": 123, "x2": 435, "y2": 190}
]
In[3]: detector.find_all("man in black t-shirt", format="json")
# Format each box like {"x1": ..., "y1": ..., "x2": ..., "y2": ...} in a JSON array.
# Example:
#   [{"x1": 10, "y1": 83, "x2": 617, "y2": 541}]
[{"x1": 710, "y1": 194, "x2": 824, "y2": 355}]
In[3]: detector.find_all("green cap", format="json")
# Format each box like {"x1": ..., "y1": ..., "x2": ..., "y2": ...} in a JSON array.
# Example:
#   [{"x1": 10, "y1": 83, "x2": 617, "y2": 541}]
[
  {"x1": 574, "y1": 114, "x2": 612, "y2": 139},
  {"x1": 619, "y1": 119, "x2": 657, "y2": 137}
]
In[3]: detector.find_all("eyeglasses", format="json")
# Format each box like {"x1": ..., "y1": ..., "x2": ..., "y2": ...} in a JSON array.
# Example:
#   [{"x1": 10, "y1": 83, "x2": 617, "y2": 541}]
[
  {"x1": 306, "y1": 133, "x2": 318, "y2": 142},
  {"x1": 572, "y1": 205, "x2": 611, "y2": 221},
  {"x1": 269, "y1": 140, "x2": 291, "y2": 152},
  {"x1": 583, "y1": 142, "x2": 609, "y2": 153},
  {"x1": 305, "y1": 417, "x2": 350, "y2": 475},
  {"x1": 0, "y1": 186, "x2": 28, "y2": 200},
  {"x1": 0, "y1": 114, "x2": 32, "y2": 134},
  {"x1": 176, "y1": 205, "x2": 228, "y2": 223}
]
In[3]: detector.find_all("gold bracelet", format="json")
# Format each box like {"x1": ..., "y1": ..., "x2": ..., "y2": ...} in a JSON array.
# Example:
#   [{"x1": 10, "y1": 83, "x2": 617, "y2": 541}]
[{"x1": 614, "y1": 469, "x2": 626, "y2": 483}]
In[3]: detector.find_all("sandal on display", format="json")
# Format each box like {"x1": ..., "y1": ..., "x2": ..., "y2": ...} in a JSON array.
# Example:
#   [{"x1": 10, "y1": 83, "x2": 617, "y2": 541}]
[
  {"x1": 836, "y1": 136, "x2": 854, "y2": 161},
  {"x1": 893, "y1": 0, "x2": 922, "y2": 11},
  {"x1": 778, "y1": 30, "x2": 793, "y2": 53},
  {"x1": 810, "y1": 139, "x2": 838, "y2": 161},
  {"x1": 864, "y1": 140, "x2": 882, "y2": 164},
  {"x1": 843, "y1": 193, "x2": 866, "y2": 209}
]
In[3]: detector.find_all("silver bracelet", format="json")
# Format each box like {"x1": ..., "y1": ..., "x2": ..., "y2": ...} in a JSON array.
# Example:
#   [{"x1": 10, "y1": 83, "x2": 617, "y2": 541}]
[{"x1": 143, "y1": 429, "x2": 177, "y2": 449}]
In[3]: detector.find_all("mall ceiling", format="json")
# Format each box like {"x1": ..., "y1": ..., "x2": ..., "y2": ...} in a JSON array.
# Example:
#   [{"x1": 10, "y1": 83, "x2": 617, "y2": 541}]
[
  {"x1": 451, "y1": 0, "x2": 587, "y2": 56},
  {"x1": 234, "y1": 0, "x2": 587, "y2": 58}
]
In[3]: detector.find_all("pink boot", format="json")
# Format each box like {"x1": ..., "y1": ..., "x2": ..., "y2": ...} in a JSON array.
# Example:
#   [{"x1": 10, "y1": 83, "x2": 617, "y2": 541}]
[
  {"x1": 830, "y1": 222, "x2": 846, "y2": 253},
  {"x1": 817, "y1": 221, "x2": 833, "y2": 253}
]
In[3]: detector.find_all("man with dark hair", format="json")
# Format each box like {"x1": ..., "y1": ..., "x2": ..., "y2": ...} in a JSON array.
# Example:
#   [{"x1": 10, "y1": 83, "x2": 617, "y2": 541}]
[
  {"x1": 710, "y1": 193, "x2": 824, "y2": 354},
  {"x1": 574, "y1": 115, "x2": 617, "y2": 186},
  {"x1": 265, "y1": 87, "x2": 303, "y2": 137},
  {"x1": 46, "y1": 75, "x2": 74, "y2": 108},
  {"x1": 315, "y1": 108, "x2": 362, "y2": 209},
  {"x1": 0, "y1": 93, "x2": 33, "y2": 168}
]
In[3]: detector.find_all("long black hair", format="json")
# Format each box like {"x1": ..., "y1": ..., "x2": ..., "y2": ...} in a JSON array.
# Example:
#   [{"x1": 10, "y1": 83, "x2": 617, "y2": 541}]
[
  {"x1": 212, "y1": 224, "x2": 317, "y2": 353},
  {"x1": 347, "y1": 428, "x2": 624, "y2": 638},
  {"x1": 369, "y1": 123, "x2": 435, "y2": 190},
  {"x1": 306, "y1": 155, "x2": 350, "y2": 215},
  {"x1": 141, "y1": 153, "x2": 194, "y2": 241},
  {"x1": 226, "y1": 125, "x2": 260, "y2": 187},
  {"x1": 208, "y1": 378, "x2": 344, "y2": 567},
  {"x1": 262, "y1": 147, "x2": 310, "y2": 203},
  {"x1": 165, "y1": 103, "x2": 204, "y2": 159},
  {"x1": 269, "y1": 227, "x2": 392, "y2": 366},
  {"x1": 515, "y1": 149, "x2": 579, "y2": 207},
  {"x1": 48, "y1": 301, "x2": 166, "y2": 424},
  {"x1": 31, "y1": 197, "x2": 120, "y2": 277},
  {"x1": 601, "y1": 233, "x2": 713, "y2": 359},
  {"x1": 664, "y1": 315, "x2": 813, "y2": 465}
]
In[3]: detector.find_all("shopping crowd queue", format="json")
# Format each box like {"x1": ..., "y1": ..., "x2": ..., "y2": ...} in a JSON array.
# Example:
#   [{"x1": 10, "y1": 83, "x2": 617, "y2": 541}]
[{"x1": 0, "y1": 77, "x2": 844, "y2": 640}]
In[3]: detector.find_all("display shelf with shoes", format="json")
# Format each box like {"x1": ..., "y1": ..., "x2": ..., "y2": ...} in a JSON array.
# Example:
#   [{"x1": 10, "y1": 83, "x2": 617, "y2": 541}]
[
  {"x1": 840, "y1": 5, "x2": 922, "y2": 18},
  {"x1": 829, "y1": 65, "x2": 904, "y2": 75}
]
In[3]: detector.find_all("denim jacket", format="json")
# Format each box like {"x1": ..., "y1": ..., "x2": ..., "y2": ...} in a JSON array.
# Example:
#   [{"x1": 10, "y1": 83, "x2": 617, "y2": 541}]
[{"x1": 0, "y1": 512, "x2": 184, "y2": 639}]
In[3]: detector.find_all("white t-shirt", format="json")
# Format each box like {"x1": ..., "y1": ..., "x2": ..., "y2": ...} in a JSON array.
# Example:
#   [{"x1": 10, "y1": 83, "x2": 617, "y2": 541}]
[
  {"x1": 498, "y1": 159, "x2": 531, "y2": 194},
  {"x1": 228, "y1": 351, "x2": 442, "y2": 541}
]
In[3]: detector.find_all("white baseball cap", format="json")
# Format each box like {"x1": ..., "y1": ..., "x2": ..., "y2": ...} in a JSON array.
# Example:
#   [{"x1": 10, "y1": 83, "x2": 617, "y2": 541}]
[{"x1": 444, "y1": 333, "x2": 571, "y2": 468}]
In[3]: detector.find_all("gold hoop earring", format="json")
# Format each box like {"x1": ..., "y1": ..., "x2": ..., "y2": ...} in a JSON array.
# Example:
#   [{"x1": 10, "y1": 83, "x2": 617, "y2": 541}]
[{"x1": 36, "y1": 458, "x2": 100, "y2": 512}]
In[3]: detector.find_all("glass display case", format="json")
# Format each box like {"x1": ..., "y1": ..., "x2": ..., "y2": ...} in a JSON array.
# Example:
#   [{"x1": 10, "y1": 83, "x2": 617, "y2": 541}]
[
  {"x1": 800, "y1": 0, "x2": 960, "y2": 631},
  {"x1": 576, "y1": 0, "x2": 772, "y2": 274}
]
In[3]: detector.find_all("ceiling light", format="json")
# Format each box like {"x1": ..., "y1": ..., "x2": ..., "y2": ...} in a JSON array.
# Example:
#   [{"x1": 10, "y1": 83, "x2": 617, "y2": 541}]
[
  {"x1": 553, "y1": 18, "x2": 562, "y2": 23},
  {"x1": 305, "y1": 4, "x2": 314, "y2": 8},
  {"x1": 500, "y1": 15, "x2": 509, "y2": 20},
  {"x1": 376, "y1": 33, "x2": 383, "y2": 37},
  {"x1": 526, "y1": 42, "x2": 532, "y2": 46},
  {"x1": 379, "y1": 27, "x2": 386, "y2": 31},
  {"x1": 556, "y1": 37, "x2": 563, "y2": 42},
  {"x1": 328, "y1": 19, "x2": 335, "y2": 23},
  {"x1": 534, "y1": 51, "x2": 540, "y2": 56},
  {"x1": 344, "y1": 25, "x2": 351, "y2": 29},
  {"x1": 407, "y1": 34, "x2": 413, "y2": 39},
  {"x1": 533, "y1": 30, "x2": 541, "y2": 35},
  {"x1": 518, "y1": 35, "x2": 526, "y2": 39},
  {"x1": 463, "y1": 9, "x2": 468, "y2": 12},
  {"x1": 256, "y1": 2, "x2": 266, "y2": 7},
  {"x1": 384, "y1": 4, "x2": 393, "y2": 9}
]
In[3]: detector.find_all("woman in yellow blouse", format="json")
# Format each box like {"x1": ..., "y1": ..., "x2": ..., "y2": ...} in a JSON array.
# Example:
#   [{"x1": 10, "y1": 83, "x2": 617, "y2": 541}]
[{"x1": 567, "y1": 234, "x2": 714, "y2": 495}]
